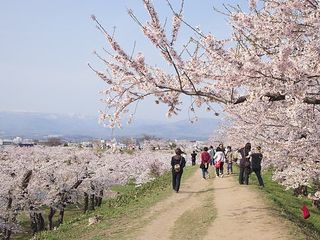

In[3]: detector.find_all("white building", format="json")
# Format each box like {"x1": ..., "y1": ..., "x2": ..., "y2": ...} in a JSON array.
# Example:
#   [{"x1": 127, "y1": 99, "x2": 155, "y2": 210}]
[{"x1": 13, "y1": 137, "x2": 23, "y2": 144}]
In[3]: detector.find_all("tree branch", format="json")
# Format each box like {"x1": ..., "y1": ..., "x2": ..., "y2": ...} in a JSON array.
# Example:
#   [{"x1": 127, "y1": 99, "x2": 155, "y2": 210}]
[{"x1": 234, "y1": 93, "x2": 320, "y2": 105}]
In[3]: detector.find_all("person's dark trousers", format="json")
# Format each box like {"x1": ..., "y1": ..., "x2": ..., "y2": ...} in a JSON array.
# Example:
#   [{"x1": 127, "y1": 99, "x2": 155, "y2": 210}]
[
  {"x1": 219, "y1": 162, "x2": 224, "y2": 175},
  {"x1": 227, "y1": 163, "x2": 233, "y2": 174},
  {"x1": 172, "y1": 171, "x2": 183, "y2": 192},
  {"x1": 239, "y1": 166, "x2": 245, "y2": 184},
  {"x1": 192, "y1": 160, "x2": 196, "y2": 166},
  {"x1": 215, "y1": 167, "x2": 220, "y2": 177},
  {"x1": 202, "y1": 166, "x2": 208, "y2": 178},
  {"x1": 243, "y1": 168, "x2": 250, "y2": 185},
  {"x1": 252, "y1": 168, "x2": 264, "y2": 187}
]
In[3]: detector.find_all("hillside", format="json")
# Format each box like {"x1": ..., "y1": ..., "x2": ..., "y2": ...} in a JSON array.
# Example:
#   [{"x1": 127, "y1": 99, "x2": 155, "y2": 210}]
[{"x1": 0, "y1": 111, "x2": 221, "y2": 140}]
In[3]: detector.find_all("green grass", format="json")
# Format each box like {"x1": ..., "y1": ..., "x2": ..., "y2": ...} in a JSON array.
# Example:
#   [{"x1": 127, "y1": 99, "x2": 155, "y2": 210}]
[
  {"x1": 249, "y1": 170, "x2": 320, "y2": 240},
  {"x1": 169, "y1": 189, "x2": 216, "y2": 240},
  {"x1": 31, "y1": 166, "x2": 197, "y2": 240},
  {"x1": 18, "y1": 165, "x2": 320, "y2": 240},
  {"x1": 13, "y1": 203, "x2": 85, "y2": 239}
]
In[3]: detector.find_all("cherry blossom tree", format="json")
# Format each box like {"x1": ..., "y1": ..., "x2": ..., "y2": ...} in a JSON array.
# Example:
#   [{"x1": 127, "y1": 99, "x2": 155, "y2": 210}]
[
  {"x1": 0, "y1": 145, "x2": 175, "y2": 239},
  {"x1": 91, "y1": 0, "x2": 320, "y2": 192}
]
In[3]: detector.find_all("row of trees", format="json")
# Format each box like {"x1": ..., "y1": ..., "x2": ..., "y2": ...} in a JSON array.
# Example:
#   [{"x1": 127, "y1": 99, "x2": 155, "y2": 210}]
[
  {"x1": 92, "y1": 0, "x2": 320, "y2": 193},
  {"x1": 0, "y1": 146, "x2": 172, "y2": 239}
]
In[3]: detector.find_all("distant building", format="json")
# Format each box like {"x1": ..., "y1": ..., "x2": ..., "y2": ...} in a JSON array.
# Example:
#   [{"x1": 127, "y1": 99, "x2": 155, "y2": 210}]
[
  {"x1": 13, "y1": 137, "x2": 23, "y2": 144},
  {"x1": 117, "y1": 143, "x2": 126, "y2": 149},
  {"x1": 81, "y1": 142, "x2": 93, "y2": 148},
  {"x1": 1, "y1": 139, "x2": 13, "y2": 145},
  {"x1": 67, "y1": 142, "x2": 81, "y2": 147}
]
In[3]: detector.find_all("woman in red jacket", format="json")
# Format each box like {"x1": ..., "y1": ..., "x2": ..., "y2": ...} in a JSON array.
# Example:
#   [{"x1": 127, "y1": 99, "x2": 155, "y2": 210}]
[{"x1": 201, "y1": 147, "x2": 211, "y2": 179}]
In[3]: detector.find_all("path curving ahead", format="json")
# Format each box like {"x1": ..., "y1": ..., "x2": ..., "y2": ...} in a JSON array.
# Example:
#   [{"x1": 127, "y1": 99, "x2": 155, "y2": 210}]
[{"x1": 130, "y1": 169, "x2": 302, "y2": 240}]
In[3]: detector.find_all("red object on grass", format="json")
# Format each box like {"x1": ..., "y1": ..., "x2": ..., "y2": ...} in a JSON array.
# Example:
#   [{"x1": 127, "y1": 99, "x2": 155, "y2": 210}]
[{"x1": 302, "y1": 205, "x2": 310, "y2": 219}]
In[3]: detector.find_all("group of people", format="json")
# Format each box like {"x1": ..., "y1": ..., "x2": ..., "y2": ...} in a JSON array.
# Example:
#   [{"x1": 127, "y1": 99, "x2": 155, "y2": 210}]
[
  {"x1": 238, "y1": 142, "x2": 264, "y2": 187},
  {"x1": 170, "y1": 142, "x2": 264, "y2": 193},
  {"x1": 198, "y1": 143, "x2": 236, "y2": 179}
]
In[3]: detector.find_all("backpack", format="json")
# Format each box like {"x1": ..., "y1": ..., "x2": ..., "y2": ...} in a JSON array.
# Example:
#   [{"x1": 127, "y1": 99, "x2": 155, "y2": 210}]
[{"x1": 174, "y1": 157, "x2": 183, "y2": 172}]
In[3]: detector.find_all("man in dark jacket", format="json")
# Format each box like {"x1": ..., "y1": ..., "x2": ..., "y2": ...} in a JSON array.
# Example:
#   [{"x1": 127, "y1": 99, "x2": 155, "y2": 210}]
[
  {"x1": 171, "y1": 148, "x2": 186, "y2": 193},
  {"x1": 250, "y1": 146, "x2": 264, "y2": 187},
  {"x1": 238, "y1": 142, "x2": 251, "y2": 185}
]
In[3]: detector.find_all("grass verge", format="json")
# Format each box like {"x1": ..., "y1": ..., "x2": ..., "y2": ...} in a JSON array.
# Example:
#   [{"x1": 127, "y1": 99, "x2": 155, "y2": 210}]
[
  {"x1": 249, "y1": 170, "x2": 320, "y2": 240},
  {"x1": 33, "y1": 166, "x2": 197, "y2": 240}
]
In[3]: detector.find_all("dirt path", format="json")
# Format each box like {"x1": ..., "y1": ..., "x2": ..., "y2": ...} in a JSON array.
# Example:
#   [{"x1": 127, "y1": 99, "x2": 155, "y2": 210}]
[
  {"x1": 131, "y1": 170, "x2": 301, "y2": 240},
  {"x1": 203, "y1": 174, "x2": 298, "y2": 240},
  {"x1": 133, "y1": 169, "x2": 214, "y2": 240}
]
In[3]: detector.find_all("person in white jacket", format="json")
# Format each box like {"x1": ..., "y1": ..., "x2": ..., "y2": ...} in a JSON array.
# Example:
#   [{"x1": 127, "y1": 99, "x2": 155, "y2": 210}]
[{"x1": 213, "y1": 147, "x2": 226, "y2": 177}]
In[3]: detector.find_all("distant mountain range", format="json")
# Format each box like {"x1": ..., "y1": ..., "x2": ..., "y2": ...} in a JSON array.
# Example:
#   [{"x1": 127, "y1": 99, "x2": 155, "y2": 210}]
[{"x1": 0, "y1": 111, "x2": 221, "y2": 140}]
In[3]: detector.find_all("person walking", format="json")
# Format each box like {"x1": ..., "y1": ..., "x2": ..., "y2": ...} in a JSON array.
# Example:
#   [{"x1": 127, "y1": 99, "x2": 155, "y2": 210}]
[
  {"x1": 191, "y1": 150, "x2": 197, "y2": 166},
  {"x1": 250, "y1": 146, "x2": 264, "y2": 187},
  {"x1": 225, "y1": 146, "x2": 235, "y2": 174},
  {"x1": 171, "y1": 148, "x2": 186, "y2": 193},
  {"x1": 208, "y1": 146, "x2": 215, "y2": 165},
  {"x1": 213, "y1": 147, "x2": 226, "y2": 177},
  {"x1": 238, "y1": 142, "x2": 252, "y2": 185},
  {"x1": 200, "y1": 147, "x2": 211, "y2": 179},
  {"x1": 218, "y1": 143, "x2": 226, "y2": 154}
]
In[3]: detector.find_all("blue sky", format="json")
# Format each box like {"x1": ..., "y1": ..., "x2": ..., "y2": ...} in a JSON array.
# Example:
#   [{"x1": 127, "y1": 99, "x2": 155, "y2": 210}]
[{"x1": 0, "y1": 0, "x2": 246, "y2": 121}]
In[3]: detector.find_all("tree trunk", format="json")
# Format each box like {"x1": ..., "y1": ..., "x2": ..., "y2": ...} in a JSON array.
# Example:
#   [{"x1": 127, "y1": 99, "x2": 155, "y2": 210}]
[
  {"x1": 29, "y1": 212, "x2": 37, "y2": 234},
  {"x1": 29, "y1": 211, "x2": 45, "y2": 234},
  {"x1": 95, "y1": 195, "x2": 99, "y2": 207},
  {"x1": 3, "y1": 229, "x2": 12, "y2": 240},
  {"x1": 293, "y1": 185, "x2": 308, "y2": 196},
  {"x1": 3, "y1": 195, "x2": 13, "y2": 240},
  {"x1": 97, "y1": 190, "x2": 103, "y2": 207},
  {"x1": 36, "y1": 213, "x2": 45, "y2": 231},
  {"x1": 83, "y1": 192, "x2": 89, "y2": 213},
  {"x1": 312, "y1": 199, "x2": 320, "y2": 209},
  {"x1": 57, "y1": 208, "x2": 64, "y2": 226},
  {"x1": 21, "y1": 170, "x2": 33, "y2": 189},
  {"x1": 89, "y1": 194, "x2": 95, "y2": 211},
  {"x1": 48, "y1": 207, "x2": 56, "y2": 230}
]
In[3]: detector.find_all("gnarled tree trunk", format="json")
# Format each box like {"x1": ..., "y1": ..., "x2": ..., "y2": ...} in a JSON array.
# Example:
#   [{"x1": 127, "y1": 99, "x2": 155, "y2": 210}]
[
  {"x1": 36, "y1": 213, "x2": 45, "y2": 232},
  {"x1": 97, "y1": 190, "x2": 103, "y2": 207},
  {"x1": 83, "y1": 192, "x2": 89, "y2": 213},
  {"x1": 57, "y1": 208, "x2": 64, "y2": 226},
  {"x1": 89, "y1": 194, "x2": 95, "y2": 211},
  {"x1": 29, "y1": 211, "x2": 45, "y2": 234},
  {"x1": 48, "y1": 207, "x2": 56, "y2": 230}
]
